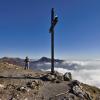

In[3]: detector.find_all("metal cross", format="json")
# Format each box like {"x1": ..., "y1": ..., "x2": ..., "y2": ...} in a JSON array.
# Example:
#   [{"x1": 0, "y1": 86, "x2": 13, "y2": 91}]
[{"x1": 49, "y1": 8, "x2": 58, "y2": 74}]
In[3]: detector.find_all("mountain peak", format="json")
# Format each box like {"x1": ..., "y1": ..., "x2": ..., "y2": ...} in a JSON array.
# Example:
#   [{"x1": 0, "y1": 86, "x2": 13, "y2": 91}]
[{"x1": 38, "y1": 57, "x2": 51, "y2": 62}]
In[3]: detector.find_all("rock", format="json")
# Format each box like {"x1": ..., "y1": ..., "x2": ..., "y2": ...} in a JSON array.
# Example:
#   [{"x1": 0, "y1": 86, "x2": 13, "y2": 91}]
[
  {"x1": 48, "y1": 74, "x2": 56, "y2": 82},
  {"x1": 17, "y1": 86, "x2": 30, "y2": 93},
  {"x1": 54, "y1": 71, "x2": 64, "y2": 81},
  {"x1": 0, "y1": 84, "x2": 4, "y2": 89},
  {"x1": 84, "y1": 92, "x2": 92, "y2": 100},
  {"x1": 15, "y1": 67, "x2": 19, "y2": 70},
  {"x1": 24, "y1": 98, "x2": 28, "y2": 100},
  {"x1": 72, "y1": 85, "x2": 84, "y2": 98},
  {"x1": 70, "y1": 80, "x2": 80, "y2": 87},
  {"x1": 9, "y1": 93, "x2": 20, "y2": 100},
  {"x1": 27, "y1": 81, "x2": 36, "y2": 89},
  {"x1": 41, "y1": 72, "x2": 63, "y2": 82},
  {"x1": 10, "y1": 98, "x2": 17, "y2": 100},
  {"x1": 23, "y1": 74, "x2": 32, "y2": 78},
  {"x1": 5, "y1": 84, "x2": 15, "y2": 90},
  {"x1": 65, "y1": 93, "x2": 77, "y2": 100},
  {"x1": 69, "y1": 80, "x2": 92, "y2": 100},
  {"x1": 41, "y1": 73, "x2": 56, "y2": 81},
  {"x1": 27, "y1": 80, "x2": 42, "y2": 89},
  {"x1": 63, "y1": 72, "x2": 72, "y2": 81}
]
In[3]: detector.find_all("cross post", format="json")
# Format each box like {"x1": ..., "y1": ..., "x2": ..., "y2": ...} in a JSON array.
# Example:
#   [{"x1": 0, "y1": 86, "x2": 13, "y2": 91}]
[{"x1": 49, "y1": 8, "x2": 58, "y2": 74}]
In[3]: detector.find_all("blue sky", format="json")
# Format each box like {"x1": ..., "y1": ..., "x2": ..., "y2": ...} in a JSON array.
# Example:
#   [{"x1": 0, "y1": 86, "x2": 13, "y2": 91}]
[{"x1": 0, "y1": 0, "x2": 100, "y2": 59}]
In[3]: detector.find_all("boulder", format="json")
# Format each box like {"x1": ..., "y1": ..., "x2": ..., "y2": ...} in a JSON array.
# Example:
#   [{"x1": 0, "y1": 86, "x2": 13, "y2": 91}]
[
  {"x1": 72, "y1": 85, "x2": 84, "y2": 98},
  {"x1": 69, "y1": 80, "x2": 92, "y2": 100},
  {"x1": 54, "y1": 71, "x2": 64, "y2": 81},
  {"x1": 41, "y1": 73, "x2": 56, "y2": 81},
  {"x1": 63, "y1": 72, "x2": 72, "y2": 81},
  {"x1": 27, "y1": 80, "x2": 42, "y2": 89},
  {"x1": 41, "y1": 71, "x2": 64, "y2": 82}
]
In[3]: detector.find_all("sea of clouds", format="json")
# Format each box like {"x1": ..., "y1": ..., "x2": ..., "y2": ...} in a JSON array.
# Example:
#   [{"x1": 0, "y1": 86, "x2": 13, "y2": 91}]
[{"x1": 41, "y1": 60, "x2": 100, "y2": 88}]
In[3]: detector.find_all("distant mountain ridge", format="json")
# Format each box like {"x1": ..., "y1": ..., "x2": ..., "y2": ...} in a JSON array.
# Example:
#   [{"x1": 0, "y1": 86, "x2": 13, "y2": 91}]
[
  {"x1": 0, "y1": 57, "x2": 64, "y2": 70},
  {"x1": 0, "y1": 57, "x2": 81, "y2": 70},
  {"x1": 0, "y1": 57, "x2": 64, "y2": 63}
]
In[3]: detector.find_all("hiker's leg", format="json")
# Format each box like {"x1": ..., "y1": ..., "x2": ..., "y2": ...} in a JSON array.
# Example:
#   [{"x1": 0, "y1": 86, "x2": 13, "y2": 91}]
[
  {"x1": 27, "y1": 62, "x2": 29, "y2": 69},
  {"x1": 24, "y1": 63, "x2": 27, "y2": 70}
]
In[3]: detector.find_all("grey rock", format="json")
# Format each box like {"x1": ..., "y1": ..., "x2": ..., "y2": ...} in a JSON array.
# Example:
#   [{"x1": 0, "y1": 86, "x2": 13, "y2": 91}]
[
  {"x1": 64, "y1": 72, "x2": 72, "y2": 81},
  {"x1": 41, "y1": 73, "x2": 56, "y2": 81},
  {"x1": 41, "y1": 72, "x2": 64, "y2": 83},
  {"x1": 68, "y1": 80, "x2": 92, "y2": 100},
  {"x1": 54, "y1": 71, "x2": 64, "y2": 81}
]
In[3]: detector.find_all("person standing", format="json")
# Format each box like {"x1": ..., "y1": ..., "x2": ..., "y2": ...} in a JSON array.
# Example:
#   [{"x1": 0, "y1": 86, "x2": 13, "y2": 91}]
[{"x1": 24, "y1": 56, "x2": 30, "y2": 70}]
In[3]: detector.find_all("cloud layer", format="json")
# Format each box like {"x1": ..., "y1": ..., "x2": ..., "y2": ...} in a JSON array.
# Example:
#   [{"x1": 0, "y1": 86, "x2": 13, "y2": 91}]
[{"x1": 41, "y1": 60, "x2": 100, "y2": 88}]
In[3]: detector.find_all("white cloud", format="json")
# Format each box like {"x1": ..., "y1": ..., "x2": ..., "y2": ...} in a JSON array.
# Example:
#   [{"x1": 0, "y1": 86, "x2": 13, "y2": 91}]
[{"x1": 42, "y1": 60, "x2": 100, "y2": 88}]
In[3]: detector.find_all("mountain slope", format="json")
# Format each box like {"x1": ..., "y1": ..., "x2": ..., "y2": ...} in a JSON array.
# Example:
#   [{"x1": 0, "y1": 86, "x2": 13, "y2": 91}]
[{"x1": 0, "y1": 62, "x2": 100, "y2": 100}]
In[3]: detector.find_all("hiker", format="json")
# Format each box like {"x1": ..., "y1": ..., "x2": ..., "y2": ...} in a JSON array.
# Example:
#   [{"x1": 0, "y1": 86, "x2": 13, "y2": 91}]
[{"x1": 24, "y1": 56, "x2": 30, "y2": 70}]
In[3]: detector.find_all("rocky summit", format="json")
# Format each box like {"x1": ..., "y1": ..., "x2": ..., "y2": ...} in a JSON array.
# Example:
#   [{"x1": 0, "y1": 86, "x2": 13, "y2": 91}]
[{"x1": 0, "y1": 62, "x2": 100, "y2": 100}]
